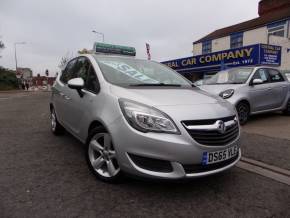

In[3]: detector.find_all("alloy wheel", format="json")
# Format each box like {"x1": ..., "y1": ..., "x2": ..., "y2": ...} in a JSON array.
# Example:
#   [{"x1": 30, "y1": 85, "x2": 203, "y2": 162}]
[
  {"x1": 237, "y1": 103, "x2": 249, "y2": 124},
  {"x1": 88, "y1": 133, "x2": 120, "y2": 178}
]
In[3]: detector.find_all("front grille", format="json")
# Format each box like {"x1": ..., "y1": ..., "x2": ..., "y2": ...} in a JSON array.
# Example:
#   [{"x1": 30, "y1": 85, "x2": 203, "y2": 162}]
[
  {"x1": 183, "y1": 154, "x2": 239, "y2": 174},
  {"x1": 182, "y1": 116, "x2": 239, "y2": 146},
  {"x1": 182, "y1": 116, "x2": 235, "y2": 126}
]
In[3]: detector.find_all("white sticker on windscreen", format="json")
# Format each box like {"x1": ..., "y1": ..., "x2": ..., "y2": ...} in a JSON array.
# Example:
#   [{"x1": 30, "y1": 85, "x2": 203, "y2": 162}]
[{"x1": 99, "y1": 61, "x2": 158, "y2": 83}]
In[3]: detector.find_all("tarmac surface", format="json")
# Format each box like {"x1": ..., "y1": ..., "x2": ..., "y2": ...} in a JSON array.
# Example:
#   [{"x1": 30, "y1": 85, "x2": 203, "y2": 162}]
[{"x1": 0, "y1": 91, "x2": 289, "y2": 218}]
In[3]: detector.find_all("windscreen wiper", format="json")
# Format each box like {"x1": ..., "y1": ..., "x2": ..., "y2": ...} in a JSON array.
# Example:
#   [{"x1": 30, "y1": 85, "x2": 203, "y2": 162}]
[{"x1": 129, "y1": 83, "x2": 181, "y2": 87}]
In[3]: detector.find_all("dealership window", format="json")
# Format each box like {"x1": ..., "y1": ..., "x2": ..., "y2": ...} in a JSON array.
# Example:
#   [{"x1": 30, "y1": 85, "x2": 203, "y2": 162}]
[
  {"x1": 230, "y1": 32, "x2": 243, "y2": 49},
  {"x1": 268, "y1": 20, "x2": 287, "y2": 38},
  {"x1": 202, "y1": 41, "x2": 212, "y2": 54}
]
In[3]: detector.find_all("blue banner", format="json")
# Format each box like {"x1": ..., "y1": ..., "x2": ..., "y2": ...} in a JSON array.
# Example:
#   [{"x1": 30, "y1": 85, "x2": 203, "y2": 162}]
[
  {"x1": 162, "y1": 44, "x2": 281, "y2": 73},
  {"x1": 259, "y1": 44, "x2": 281, "y2": 66}
]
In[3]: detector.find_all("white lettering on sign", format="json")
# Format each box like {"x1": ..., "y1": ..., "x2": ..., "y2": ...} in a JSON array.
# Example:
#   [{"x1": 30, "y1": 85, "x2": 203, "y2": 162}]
[{"x1": 100, "y1": 61, "x2": 158, "y2": 83}]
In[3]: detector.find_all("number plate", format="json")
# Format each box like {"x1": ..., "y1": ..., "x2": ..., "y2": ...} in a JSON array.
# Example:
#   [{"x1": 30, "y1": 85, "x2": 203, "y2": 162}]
[{"x1": 202, "y1": 145, "x2": 239, "y2": 165}]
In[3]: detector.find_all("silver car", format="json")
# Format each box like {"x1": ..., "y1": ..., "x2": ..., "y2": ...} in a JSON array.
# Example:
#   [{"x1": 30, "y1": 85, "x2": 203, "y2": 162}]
[
  {"x1": 200, "y1": 67, "x2": 290, "y2": 124},
  {"x1": 50, "y1": 52, "x2": 241, "y2": 182}
]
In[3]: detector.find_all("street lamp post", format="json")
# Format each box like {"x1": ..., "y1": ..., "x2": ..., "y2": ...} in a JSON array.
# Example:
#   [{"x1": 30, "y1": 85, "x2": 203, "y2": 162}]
[
  {"x1": 92, "y1": 30, "x2": 105, "y2": 43},
  {"x1": 14, "y1": 42, "x2": 26, "y2": 71},
  {"x1": 14, "y1": 42, "x2": 26, "y2": 89}
]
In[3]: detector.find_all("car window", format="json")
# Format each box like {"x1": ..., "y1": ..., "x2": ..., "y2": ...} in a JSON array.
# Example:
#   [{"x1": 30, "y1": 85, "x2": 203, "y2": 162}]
[
  {"x1": 74, "y1": 57, "x2": 100, "y2": 93},
  {"x1": 204, "y1": 68, "x2": 253, "y2": 85},
  {"x1": 60, "y1": 59, "x2": 77, "y2": 84},
  {"x1": 85, "y1": 65, "x2": 100, "y2": 93},
  {"x1": 74, "y1": 57, "x2": 90, "y2": 81},
  {"x1": 284, "y1": 73, "x2": 290, "y2": 82},
  {"x1": 252, "y1": 69, "x2": 269, "y2": 83},
  {"x1": 268, "y1": 69, "x2": 284, "y2": 82}
]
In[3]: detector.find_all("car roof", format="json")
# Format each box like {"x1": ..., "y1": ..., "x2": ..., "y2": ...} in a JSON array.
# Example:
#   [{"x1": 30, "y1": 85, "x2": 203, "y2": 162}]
[
  {"x1": 223, "y1": 66, "x2": 279, "y2": 71},
  {"x1": 86, "y1": 53, "x2": 161, "y2": 64}
]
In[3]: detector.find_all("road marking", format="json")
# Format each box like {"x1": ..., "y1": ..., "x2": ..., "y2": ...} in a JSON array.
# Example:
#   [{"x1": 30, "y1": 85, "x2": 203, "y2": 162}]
[
  {"x1": 0, "y1": 94, "x2": 29, "y2": 100},
  {"x1": 237, "y1": 158, "x2": 290, "y2": 186},
  {"x1": 241, "y1": 157, "x2": 290, "y2": 177}
]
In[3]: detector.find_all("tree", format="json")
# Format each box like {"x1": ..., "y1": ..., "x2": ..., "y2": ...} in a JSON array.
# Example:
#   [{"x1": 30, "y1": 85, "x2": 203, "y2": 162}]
[
  {"x1": 0, "y1": 67, "x2": 18, "y2": 90},
  {"x1": 59, "y1": 51, "x2": 74, "y2": 70},
  {"x1": 0, "y1": 41, "x2": 4, "y2": 49},
  {"x1": 0, "y1": 40, "x2": 4, "y2": 58},
  {"x1": 78, "y1": 48, "x2": 90, "y2": 54}
]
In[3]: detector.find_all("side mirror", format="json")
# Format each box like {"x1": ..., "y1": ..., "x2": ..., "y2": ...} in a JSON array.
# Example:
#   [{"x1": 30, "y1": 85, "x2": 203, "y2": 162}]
[
  {"x1": 251, "y1": 78, "x2": 263, "y2": 85},
  {"x1": 68, "y1": 78, "x2": 85, "y2": 97}
]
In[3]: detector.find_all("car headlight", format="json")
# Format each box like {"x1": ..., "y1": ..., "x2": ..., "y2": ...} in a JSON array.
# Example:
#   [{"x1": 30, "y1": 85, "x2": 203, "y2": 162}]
[
  {"x1": 119, "y1": 99, "x2": 180, "y2": 134},
  {"x1": 219, "y1": 89, "x2": 234, "y2": 99}
]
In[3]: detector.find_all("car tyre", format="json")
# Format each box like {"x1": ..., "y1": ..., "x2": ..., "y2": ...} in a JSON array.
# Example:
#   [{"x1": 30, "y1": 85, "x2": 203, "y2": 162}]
[
  {"x1": 50, "y1": 107, "x2": 65, "y2": 135},
  {"x1": 86, "y1": 126, "x2": 123, "y2": 183},
  {"x1": 283, "y1": 99, "x2": 290, "y2": 115},
  {"x1": 236, "y1": 102, "x2": 250, "y2": 125}
]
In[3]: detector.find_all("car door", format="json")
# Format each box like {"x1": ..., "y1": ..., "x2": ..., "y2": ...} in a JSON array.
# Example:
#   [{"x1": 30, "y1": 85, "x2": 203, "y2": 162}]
[
  {"x1": 54, "y1": 58, "x2": 78, "y2": 127},
  {"x1": 61, "y1": 57, "x2": 89, "y2": 134},
  {"x1": 267, "y1": 68, "x2": 288, "y2": 108},
  {"x1": 248, "y1": 68, "x2": 274, "y2": 112},
  {"x1": 64, "y1": 57, "x2": 101, "y2": 136}
]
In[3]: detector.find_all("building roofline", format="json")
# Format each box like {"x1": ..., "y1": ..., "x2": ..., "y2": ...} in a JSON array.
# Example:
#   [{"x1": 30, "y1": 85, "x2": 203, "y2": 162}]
[{"x1": 193, "y1": 7, "x2": 290, "y2": 44}]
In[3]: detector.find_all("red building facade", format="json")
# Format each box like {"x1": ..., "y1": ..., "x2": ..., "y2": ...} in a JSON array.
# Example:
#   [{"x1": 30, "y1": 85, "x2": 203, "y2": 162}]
[{"x1": 32, "y1": 76, "x2": 56, "y2": 87}]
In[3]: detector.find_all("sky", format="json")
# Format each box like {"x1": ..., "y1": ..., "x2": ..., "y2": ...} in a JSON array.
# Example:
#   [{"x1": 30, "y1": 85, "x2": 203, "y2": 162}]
[{"x1": 0, "y1": 0, "x2": 260, "y2": 76}]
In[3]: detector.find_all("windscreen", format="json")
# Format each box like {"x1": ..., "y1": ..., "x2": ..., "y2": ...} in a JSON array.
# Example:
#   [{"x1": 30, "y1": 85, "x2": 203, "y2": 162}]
[
  {"x1": 204, "y1": 68, "x2": 253, "y2": 85},
  {"x1": 94, "y1": 56, "x2": 191, "y2": 87}
]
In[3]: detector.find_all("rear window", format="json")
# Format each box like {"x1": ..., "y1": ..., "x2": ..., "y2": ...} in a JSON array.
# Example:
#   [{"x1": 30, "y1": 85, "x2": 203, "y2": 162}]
[{"x1": 268, "y1": 69, "x2": 284, "y2": 82}]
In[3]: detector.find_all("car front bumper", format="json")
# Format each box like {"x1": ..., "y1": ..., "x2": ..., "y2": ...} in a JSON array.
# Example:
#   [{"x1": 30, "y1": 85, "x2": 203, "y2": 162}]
[{"x1": 108, "y1": 116, "x2": 241, "y2": 180}]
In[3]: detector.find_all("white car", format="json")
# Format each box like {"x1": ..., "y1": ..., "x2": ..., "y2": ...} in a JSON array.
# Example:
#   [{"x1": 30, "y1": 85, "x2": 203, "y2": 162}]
[{"x1": 200, "y1": 67, "x2": 290, "y2": 124}]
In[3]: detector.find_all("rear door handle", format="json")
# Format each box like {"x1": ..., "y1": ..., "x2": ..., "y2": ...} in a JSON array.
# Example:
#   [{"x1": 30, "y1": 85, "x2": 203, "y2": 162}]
[
  {"x1": 59, "y1": 92, "x2": 70, "y2": 100},
  {"x1": 267, "y1": 88, "x2": 272, "y2": 90}
]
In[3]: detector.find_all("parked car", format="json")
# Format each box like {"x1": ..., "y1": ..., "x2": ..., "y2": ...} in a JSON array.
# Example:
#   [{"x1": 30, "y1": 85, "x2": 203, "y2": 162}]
[
  {"x1": 50, "y1": 43, "x2": 241, "y2": 183},
  {"x1": 200, "y1": 67, "x2": 290, "y2": 124}
]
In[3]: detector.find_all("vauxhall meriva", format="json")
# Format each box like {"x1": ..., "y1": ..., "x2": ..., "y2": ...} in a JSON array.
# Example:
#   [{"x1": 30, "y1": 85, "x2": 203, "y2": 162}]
[{"x1": 50, "y1": 43, "x2": 241, "y2": 182}]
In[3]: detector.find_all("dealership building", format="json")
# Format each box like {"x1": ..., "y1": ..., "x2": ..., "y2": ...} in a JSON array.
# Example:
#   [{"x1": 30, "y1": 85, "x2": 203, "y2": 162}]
[{"x1": 163, "y1": 0, "x2": 290, "y2": 81}]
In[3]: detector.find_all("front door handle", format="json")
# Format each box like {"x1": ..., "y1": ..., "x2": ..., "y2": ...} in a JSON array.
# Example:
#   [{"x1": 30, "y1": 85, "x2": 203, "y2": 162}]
[
  {"x1": 267, "y1": 88, "x2": 272, "y2": 90},
  {"x1": 64, "y1": 95, "x2": 71, "y2": 100}
]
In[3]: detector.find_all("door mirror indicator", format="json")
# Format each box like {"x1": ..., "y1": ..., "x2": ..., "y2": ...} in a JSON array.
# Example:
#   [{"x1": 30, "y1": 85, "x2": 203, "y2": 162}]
[
  {"x1": 251, "y1": 79, "x2": 263, "y2": 85},
  {"x1": 68, "y1": 78, "x2": 85, "y2": 97}
]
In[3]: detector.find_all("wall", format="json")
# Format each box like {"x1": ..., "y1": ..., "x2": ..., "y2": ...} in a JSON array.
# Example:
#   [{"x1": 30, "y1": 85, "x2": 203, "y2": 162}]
[
  {"x1": 243, "y1": 27, "x2": 268, "y2": 45},
  {"x1": 192, "y1": 36, "x2": 230, "y2": 55},
  {"x1": 193, "y1": 27, "x2": 268, "y2": 55},
  {"x1": 192, "y1": 22, "x2": 290, "y2": 70},
  {"x1": 212, "y1": 36, "x2": 230, "y2": 52},
  {"x1": 192, "y1": 42, "x2": 202, "y2": 55},
  {"x1": 269, "y1": 35, "x2": 290, "y2": 71}
]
